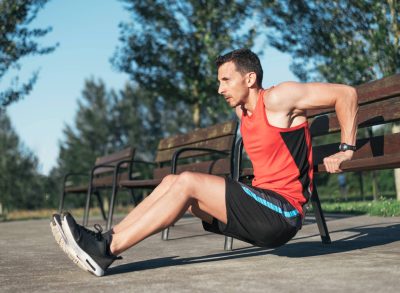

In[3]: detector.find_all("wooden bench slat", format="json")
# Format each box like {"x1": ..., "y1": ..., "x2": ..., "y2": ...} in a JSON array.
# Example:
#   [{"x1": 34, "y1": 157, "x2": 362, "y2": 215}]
[
  {"x1": 95, "y1": 147, "x2": 134, "y2": 165},
  {"x1": 315, "y1": 153, "x2": 400, "y2": 172},
  {"x1": 155, "y1": 135, "x2": 235, "y2": 163},
  {"x1": 93, "y1": 147, "x2": 135, "y2": 175},
  {"x1": 65, "y1": 172, "x2": 130, "y2": 192},
  {"x1": 119, "y1": 178, "x2": 163, "y2": 188},
  {"x1": 356, "y1": 74, "x2": 400, "y2": 104},
  {"x1": 152, "y1": 158, "x2": 231, "y2": 178},
  {"x1": 309, "y1": 95, "x2": 400, "y2": 136},
  {"x1": 241, "y1": 152, "x2": 400, "y2": 178},
  {"x1": 93, "y1": 172, "x2": 130, "y2": 186},
  {"x1": 313, "y1": 132, "x2": 400, "y2": 165},
  {"x1": 157, "y1": 121, "x2": 237, "y2": 150},
  {"x1": 64, "y1": 185, "x2": 88, "y2": 193},
  {"x1": 307, "y1": 74, "x2": 400, "y2": 117},
  {"x1": 94, "y1": 163, "x2": 131, "y2": 175}
]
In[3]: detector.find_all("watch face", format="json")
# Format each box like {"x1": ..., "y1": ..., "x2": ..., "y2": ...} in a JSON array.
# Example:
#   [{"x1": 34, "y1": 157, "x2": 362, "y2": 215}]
[{"x1": 339, "y1": 143, "x2": 355, "y2": 151}]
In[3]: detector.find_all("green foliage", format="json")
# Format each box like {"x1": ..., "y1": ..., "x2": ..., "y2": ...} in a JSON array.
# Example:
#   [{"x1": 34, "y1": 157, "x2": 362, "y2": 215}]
[
  {"x1": 0, "y1": 0, "x2": 57, "y2": 108},
  {"x1": 0, "y1": 110, "x2": 50, "y2": 211},
  {"x1": 52, "y1": 79, "x2": 170, "y2": 208},
  {"x1": 110, "y1": 84, "x2": 191, "y2": 160},
  {"x1": 261, "y1": 0, "x2": 399, "y2": 83},
  {"x1": 52, "y1": 79, "x2": 116, "y2": 207},
  {"x1": 320, "y1": 197, "x2": 400, "y2": 217},
  {"x1": 112, "y1": 0, "x2": 257, "y2": 127},
  {"x1": 317, "y1": 169, "x2": 396, "y2": 202}
]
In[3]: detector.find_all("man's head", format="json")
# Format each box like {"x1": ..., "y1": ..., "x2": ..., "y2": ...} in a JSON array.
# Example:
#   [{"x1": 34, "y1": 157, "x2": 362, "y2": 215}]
[
  {"x1": 216, "y1": 48, "x2": 263, "y2": 88},
  {"x1": 216, "y1": 48, "x2": 263, "y2": 108}
]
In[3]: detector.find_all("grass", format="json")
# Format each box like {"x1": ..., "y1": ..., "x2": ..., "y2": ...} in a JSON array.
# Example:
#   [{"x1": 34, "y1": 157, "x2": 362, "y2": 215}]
[
  {"x1": 317, "y1": 197, "x2": 400, "y2": 217},
  {"x1": 0, "y1": 206, "x2": 134, "y2": 222}
]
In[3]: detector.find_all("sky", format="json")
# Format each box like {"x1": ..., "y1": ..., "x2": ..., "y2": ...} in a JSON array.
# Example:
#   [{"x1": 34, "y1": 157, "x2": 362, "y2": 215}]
[{"x1": 5, "y1": 0, "x2": 297, "y2": 175}]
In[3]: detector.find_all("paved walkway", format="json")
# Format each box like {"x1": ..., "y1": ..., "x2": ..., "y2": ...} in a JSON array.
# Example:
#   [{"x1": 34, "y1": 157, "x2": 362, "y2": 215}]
[{"x1": 1, "y1": 213, "x2": 400, "y2": 292}]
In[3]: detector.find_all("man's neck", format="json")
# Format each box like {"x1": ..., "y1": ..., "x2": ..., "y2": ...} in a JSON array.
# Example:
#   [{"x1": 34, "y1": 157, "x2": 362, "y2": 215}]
[{"x1": 242, "y1": 88, "x2": 263, "y2": 114}]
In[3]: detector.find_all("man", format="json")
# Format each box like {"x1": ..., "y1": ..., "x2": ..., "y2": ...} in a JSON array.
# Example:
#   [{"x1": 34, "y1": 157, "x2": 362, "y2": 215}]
[{"x1": 51, "y1": 48, "x2": 358, "y2": 276}]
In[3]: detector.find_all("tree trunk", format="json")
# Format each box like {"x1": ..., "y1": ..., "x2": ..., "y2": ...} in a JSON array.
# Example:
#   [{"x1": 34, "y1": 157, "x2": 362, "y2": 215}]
[
  {"x1": 393, "y1": 123, "x2": 400, "y2": 200},
  {"x1": 193, "y1": 102, "x2": 200, "y2": 128},
  {"x1": 366, "y1": 128, "x2": 379, "y2": 200},
  {"x1": 371, "y1": 170, "x2": 379, "y2": 201},
  {"x1": 358, "y1": 172, "x2": 365, "y2": 200}
]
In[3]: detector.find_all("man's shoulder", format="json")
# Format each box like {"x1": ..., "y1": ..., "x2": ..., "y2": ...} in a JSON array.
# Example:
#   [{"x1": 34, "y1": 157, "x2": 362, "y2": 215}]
[{"x1": 263, "y1": 81, "x2": 300, "y2": 110}]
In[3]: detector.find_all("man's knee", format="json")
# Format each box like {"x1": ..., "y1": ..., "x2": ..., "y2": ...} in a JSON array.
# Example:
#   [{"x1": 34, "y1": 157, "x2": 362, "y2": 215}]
[
  {"x1": 161, "y1": 174, "x2": 178, "y2": 186},
  {"x1": 176, "y1": 171, "x2": 196, "y2": 195}
]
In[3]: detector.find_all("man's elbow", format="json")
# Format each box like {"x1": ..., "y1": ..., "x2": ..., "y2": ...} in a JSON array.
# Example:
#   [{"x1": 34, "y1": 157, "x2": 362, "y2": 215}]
[
  {"x1": 349, "y1": 86, "x2": 358, "y2": 100},
  {"x1": 346, "y1": 86, "x2": 358, "y2": 107},
  {"x1": 348, "y1": 86, "x2": 359, "y2": 117}
]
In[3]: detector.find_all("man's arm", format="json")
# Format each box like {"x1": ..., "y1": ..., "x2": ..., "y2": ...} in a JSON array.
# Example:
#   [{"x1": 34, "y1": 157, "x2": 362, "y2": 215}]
[{"x1": 270, "y1": 81, "x2": 359, "y2": 173}]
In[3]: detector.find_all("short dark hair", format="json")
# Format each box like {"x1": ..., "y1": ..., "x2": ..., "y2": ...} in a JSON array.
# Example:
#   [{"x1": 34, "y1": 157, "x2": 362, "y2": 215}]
[{"x1": 215, "y1": 48, "x2": 263, "y2": 87}]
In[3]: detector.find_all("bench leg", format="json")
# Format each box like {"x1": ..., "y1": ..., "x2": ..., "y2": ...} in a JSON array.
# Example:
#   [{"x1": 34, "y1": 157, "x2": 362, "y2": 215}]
[
  {"x1": 224, "y1": 236, "x2": 233, "y2": 251},
  {"x1": 130, "y1": 190, "x2": 142, "y2": 206},
  {"x1": 106, "y1": 183, "x2": 119, "y2": 230},
  {"x1": 58, "y1": 191, "x2": 66, "y2": 213},
  {"x1": 311, "y1": 186, "x2": 331, "y2": 244},
  {"x1": 161, "y1": 228, "x2": 169, "y2": 240},
  {"x1": 95, "y1": 192, "x2": 107, "y2": 222},
  {"x1": 83, "y1": 188, "x2": 93, "y2": 227}
]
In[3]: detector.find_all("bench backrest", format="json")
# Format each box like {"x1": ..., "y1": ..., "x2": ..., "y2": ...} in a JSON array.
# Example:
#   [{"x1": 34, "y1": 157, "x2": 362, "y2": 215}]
[
  {"x1": 93, "y1": 147, "x2": 135, "y2": 176},
  {"x1": 153, "y1": 121, "x2": 238, "y2": 178},
  {"x1": 310, "y1": 74, "x2": 400, "y2": 172}
]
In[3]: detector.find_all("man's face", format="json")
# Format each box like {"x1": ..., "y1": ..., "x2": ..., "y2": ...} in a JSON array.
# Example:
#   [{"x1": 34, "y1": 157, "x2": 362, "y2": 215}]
[{"x1": 217, "y1": 61, "x2": 249, "y2": 108}]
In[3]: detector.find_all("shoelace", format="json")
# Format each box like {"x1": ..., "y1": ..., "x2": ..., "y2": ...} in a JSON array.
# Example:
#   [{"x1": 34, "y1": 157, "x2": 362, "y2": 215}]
[
  {"x1": 79, "y1": 223, "x2": 104, "y2": 241},
  {"x1": 82, "y1": 223, "x2": 122, "y2": 259}
]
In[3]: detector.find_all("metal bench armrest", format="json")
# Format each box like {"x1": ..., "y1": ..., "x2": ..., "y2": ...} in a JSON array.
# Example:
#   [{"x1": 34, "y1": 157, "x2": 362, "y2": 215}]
[{"x1": 171, "y1": 147, "x2": 229, "y2": 174}]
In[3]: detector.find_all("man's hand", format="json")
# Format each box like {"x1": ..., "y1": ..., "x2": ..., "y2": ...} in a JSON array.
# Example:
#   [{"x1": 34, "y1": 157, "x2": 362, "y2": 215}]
[{"x1": 323, "y1": 151, "x2": 354, "y2": 173}]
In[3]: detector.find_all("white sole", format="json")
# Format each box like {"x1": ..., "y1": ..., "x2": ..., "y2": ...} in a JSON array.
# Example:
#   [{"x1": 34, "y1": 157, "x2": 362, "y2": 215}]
[
  {"x1": 50, "y1": 216, "x2": 91, "y2": 273},
  {"x1": 61, "y1": 214, "x2": 105, "y2": 277}
]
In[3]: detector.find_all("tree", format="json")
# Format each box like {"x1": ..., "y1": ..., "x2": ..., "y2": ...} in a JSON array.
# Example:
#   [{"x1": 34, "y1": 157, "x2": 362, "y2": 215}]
[
  {"x1": 261, "y1": 0, "x2": 399, "y2": 83},
  {"x1": 56, "y1": 79, "x2": 115, "y2": 179},
  {"x1": 113, "y1": 83, "x2": 197, "y2": 160},
  {"x1": 260, "y1": 0, "x2": 399, "y2": 200},
  {"x1": 112, "y1": 0, "x2": 257, "y2": 128},
  {"x1": 53, "y1": 79, "x2": 116, "y2": 208},
  {"x1": 0, "y1": 0, "x2": 56, "y2": 109},
  {"x1": 0, "y1": 110, "x2": 47, "y2": 211},
  {"x1": 110, "y1": 84, "x2": 163, "y2": 160}
]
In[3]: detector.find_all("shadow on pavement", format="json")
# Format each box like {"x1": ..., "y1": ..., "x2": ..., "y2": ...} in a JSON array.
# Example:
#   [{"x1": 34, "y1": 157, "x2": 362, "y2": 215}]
[{"x1": 106, "y1": 222, "x2": 400, "y2": 276}]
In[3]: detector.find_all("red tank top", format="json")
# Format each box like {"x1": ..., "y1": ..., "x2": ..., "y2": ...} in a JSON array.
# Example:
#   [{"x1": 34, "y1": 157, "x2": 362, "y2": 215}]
[{"x1": 241, "y1": 88, "x2": 313, "y2": 215}]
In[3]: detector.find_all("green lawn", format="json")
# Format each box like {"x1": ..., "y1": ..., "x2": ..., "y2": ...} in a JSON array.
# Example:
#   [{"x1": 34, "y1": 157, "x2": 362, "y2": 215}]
[
  {"x1": 316, "y1": 197, "x2": 400, "y2": 217},
  {"x1": 0, "y1": 206, "x2": 134, "y2": 222}
]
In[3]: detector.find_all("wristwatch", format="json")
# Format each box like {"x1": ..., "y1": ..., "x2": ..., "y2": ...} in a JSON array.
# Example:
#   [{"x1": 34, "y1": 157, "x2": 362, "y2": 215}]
[{"x1": 339, "y1": 143, "x2": 357, "y2": 152}]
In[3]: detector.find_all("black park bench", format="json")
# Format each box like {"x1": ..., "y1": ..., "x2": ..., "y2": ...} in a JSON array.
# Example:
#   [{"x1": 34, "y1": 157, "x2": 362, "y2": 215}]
[
  {"x1": 229, "y1": 74, "x2": 400, "y2": 250},
  {"x1": 58, "y1": 147, "x2": 136, "y2": 227},
  {"x1": 107, "y1": 120, "x2": 239, "y2": 235}
]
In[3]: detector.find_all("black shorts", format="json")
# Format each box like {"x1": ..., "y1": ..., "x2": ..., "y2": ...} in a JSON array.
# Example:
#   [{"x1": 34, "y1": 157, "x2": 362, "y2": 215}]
[{"x1": 203, "y1": 178, "x2": 302, "y2": 248}]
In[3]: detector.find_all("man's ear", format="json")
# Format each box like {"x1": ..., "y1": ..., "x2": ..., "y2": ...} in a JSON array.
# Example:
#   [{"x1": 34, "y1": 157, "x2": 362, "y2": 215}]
[{"x1": 247, "y1": 72, "x2": 257, "y2": 88}]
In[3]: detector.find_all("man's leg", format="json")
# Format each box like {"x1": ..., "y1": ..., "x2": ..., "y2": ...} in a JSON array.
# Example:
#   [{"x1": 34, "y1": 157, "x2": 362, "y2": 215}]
[
  {"x1": 112, "y1": 174, "x2": 180, "y2": 233},
  {"x1": 110, "y1": 172, "x2": 227, "y2": 255}
]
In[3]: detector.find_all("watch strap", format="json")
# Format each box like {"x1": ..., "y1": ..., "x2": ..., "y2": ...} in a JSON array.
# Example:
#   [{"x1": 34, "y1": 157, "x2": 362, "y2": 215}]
[{"x1": 339, "y1": 143, "x2": 356, "y2": 151}]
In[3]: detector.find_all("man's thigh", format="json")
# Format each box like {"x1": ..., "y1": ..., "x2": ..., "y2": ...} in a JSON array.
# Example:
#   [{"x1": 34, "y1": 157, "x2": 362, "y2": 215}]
[{"x1": 179, "y1": 172, "x2": 227, "y2": 224}]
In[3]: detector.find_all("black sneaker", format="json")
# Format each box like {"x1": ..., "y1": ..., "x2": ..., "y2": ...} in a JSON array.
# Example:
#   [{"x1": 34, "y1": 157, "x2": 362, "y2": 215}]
[
  {"x1": 61, "y1": 212, "x2": 121, "y2": 276},
  {"x1": 50, "y1": 213, "x2": 90, "y2": 272}
]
